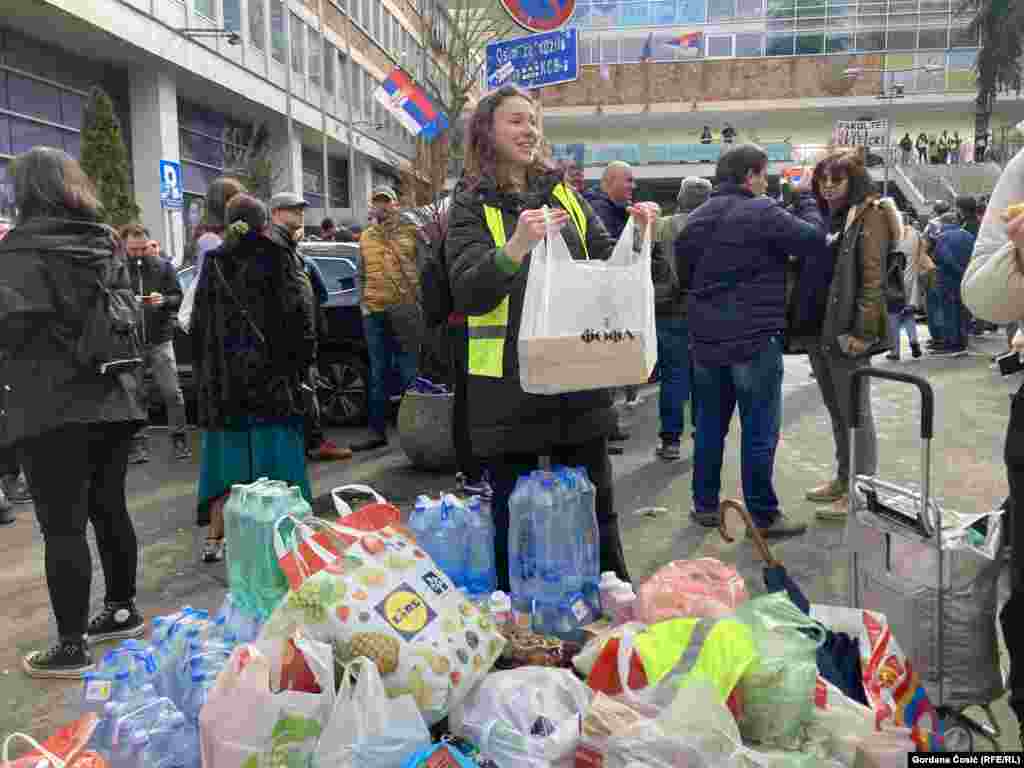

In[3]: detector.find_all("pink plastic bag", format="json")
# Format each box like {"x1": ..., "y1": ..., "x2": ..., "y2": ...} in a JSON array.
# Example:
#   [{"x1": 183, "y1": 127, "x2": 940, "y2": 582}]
[{"x1": 636, "y1": 558, "x2": 748, "y2": 622}]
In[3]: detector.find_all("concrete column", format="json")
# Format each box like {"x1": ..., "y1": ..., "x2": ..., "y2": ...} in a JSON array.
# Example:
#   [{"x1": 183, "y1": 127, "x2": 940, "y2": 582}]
[
  {"x1": 349, "y1": 151, "x2": 372, "y2": 226},
  {"x1": 270, "y1": 121, "x2": 302, "y2": 195},
  {"x1": 129, "y1": 68, "x2": 186, "y2": 265}
]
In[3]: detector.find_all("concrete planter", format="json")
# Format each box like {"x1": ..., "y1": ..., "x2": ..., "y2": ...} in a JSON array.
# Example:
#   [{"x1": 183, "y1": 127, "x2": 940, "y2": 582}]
[{"x1": 398, "y1": 390, "x2": 457, "y2": 471}]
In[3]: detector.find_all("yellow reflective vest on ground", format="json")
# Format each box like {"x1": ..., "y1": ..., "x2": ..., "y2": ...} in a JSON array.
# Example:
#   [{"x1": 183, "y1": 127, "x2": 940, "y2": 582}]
[
  {"x1": 466, "y1": 183, "x2": 588, "y2": 378},
  {"x1": 633, "y1": 616, "x2": 758, "y2": 703}
]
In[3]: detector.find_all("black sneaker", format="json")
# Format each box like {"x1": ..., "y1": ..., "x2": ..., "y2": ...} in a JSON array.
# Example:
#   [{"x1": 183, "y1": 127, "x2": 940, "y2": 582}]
[
  {"x1": 691, "y1": 507, "x2": 721, "y2": 527},
  {"x1": 86, "y1": 601, "x2": 145, "y2": 645},
  {"x1": 351, "y1": 434, "x2": 388, "y2": 452},
  {"x1": 23, "y1": 639, "x2": 94, "y2": 679}
]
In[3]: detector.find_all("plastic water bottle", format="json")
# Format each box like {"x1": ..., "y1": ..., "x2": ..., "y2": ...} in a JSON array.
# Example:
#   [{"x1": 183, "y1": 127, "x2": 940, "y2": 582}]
[
  {"x1": 138, "y1": 709, "x2": 190, "y2": 768},
  {"x1": 109, "y1": 698, "x2": 180, "y2": 768},
  {"x1": 532, "y1": 473, "x2": 563, "y2": 635},
  {"x1": 431, "y1": 494, "x2": 467, "y2": 587},
  {"x1": 180, "y1": 669, "x2": 218, "y2": 726},
  {"x1": 109, "y1": 728, "x2": 148, "y2": 768},
  {"x1": 576, "y1": 466, "x2": 602, "y2": 615},
  {"x1": 409, "y1": 495, "x2": 436, "y2": 550},
  {"x1": 508, "y1": 474, "x2": 536, "y2": 625},
  {"x1": 95, "y1": 683, "x2": 159, "y2": 752},
  {"x1": 464, "y1": 496, "x2": 496, "y2": 597}
]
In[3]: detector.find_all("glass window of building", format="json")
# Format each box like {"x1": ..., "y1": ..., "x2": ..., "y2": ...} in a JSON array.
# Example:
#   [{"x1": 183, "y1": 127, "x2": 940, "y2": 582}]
[
  {"x1": 270, "y1": 0, "x2": 285, "y2": 60},
  {"x1": 797, "y1": 0, "x2": 826, "y2": 21},
  {"x1": 709, "y1": 0, "x2": 737, "y2": 21},
  {"x1": 291, "y1": 14, "x2": 304, "y2": 74},
  {"x1": 950, "y1": 25, "x2": 979, "y2": 47},
  {"x1": 886, "y1": 28, "x2": 916, "y2": 49},
  {"x1": 0, "y1": 116, "x2": 11, "y2": 154},
  {"x1": 651, "y1": 1, "x2": 674, "y2": 24},
  {"x1": 363, "y1": 72, "x2": 374, "y2": 119},
  {"x1": 362, "y1": 0, "x2": 371, "y2": 30},
  {"x1": 589, "y1": 3, "x2": 618, "y2": 27},
  {"x1": 620, "y1": 3, "x2": 651, "y2": 26},
  {"x1": 706, "y1": 34, "x2": 733, "y2": 56},
  {"x1": 60, "y1": 90, "x2": 84, "y2": 130},
  {"x1": 826, "y1": 31, "x2": 850, "y2": 51},
  {"x1": 580, "y1": 35, "x2": 595, "y2": 64},
  {"x1": 947, "y1": 49, "x2": 977, "y2": 90},
  {"x1": 223, "y1": 0, "x2": 242, "y2": 31},
  {"x1": 916, "y1": 51, "x2": 945, "y2": 89},
  {"x1": 917, "y1": 27, "x2": 947, "y2": 48},
  {"x1": 796, "y1": 32, "x2": 824, "y2": 53},
  {"x1": 251, "y1": 0, "x2": 267, "y2": 50},
  {"x1": 372, "y1": 2, "x2": 381, "y2": 39},
  {"x1": 308, "y1": 25, "x2": 320, "y2": 87},
  {"x1": 735, "y1": 32, "x2": 764, "y2": 55},
  {"x1": 10, "y1": 118, "x2": 63, "y2": 155},
  {"x1": 324, "y1": 44, "x2": 335, "y2": 96},
  {"x1": 738, "y1": 0, "x2": 764, "y2": 16},
  {"x1": 768, "y1": 0, "x2": 796, "y2": 19},
  {"x1": 600, "y1": 35, "x2": 618, "y2": 62},
  {"x1": 7, "y1": 74, "x2": 61, "y2": 124},
  {"x1": 766, "y1": 32, "x2": 795, "y2": 54},
  {"x1": 855, "y1": 29, "x2": 884, "y2": 50},
  {"x1": 194, "y1": 0, "x2": 215, "y2": 19},
  {"x1": 919, "y1": 0, "x2": 949, "y2": 10}
]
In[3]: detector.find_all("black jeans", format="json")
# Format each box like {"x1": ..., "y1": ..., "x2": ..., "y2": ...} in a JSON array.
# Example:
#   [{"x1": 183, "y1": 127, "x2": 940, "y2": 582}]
[
  {"x1": 0, "y1": 440, "x2": 19, "y2": 476},
  {"x1": 1004, "y1": 393, "x2": 1024, "y2": 723},
  {"x1": 488, "y1": 436, "x2": 629, "y2": 593},
  {"x1": 449, "y1": 323, "x2": 483, "y2": 483},
  {"x1": 19, "y1": 422, "x2": 138, "y2": 640}
]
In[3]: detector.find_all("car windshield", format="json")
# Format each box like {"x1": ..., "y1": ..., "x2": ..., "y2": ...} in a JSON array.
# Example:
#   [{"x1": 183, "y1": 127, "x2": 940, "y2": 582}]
[{"x1": 313, "y1": 255, "x2": 358, "y2": 296}]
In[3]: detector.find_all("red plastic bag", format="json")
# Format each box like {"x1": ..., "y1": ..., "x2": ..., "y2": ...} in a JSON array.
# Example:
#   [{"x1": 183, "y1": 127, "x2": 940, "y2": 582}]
[{"x1": 2, "y1": 715, "x2": 108, "y2": 768}]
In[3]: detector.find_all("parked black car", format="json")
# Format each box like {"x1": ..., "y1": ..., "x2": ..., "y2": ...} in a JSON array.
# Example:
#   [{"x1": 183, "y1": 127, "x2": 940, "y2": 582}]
[{"x1": 160, "y1": 240, "x2": 370, "y2": 426}]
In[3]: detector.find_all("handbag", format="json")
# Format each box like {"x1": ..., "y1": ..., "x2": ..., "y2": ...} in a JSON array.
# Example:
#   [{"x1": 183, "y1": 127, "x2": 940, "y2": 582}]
[{"x1": 382, "y1": 232, "x2": 424, "y2": 356}]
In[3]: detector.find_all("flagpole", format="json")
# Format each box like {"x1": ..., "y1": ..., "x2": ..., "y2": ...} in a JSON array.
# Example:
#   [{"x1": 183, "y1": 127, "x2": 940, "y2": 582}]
[{"x1": 343, "y1": 7, "x2": 356, "y2": 223}]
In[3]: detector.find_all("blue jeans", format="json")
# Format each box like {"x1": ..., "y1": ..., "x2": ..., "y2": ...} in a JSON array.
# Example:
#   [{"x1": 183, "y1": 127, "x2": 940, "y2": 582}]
[
  {"x1": 692, "y1": 336, "x2": 784, "y2": 527},
  {"x1": 363, "y1": 311, "x2": 418, "y2": 437},
  {"x1": 926, "y1": 283, "x2": 946, "y2": 344},
  {"x1": 941, "y1": 285, "x2": 967, "y2": 349},
  {"x1": 655, "y1": 314, "x2": 692, "y2": 442}
]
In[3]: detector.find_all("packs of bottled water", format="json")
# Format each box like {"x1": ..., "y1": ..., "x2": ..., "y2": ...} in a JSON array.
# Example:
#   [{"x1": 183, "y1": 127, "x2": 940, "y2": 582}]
[
  {"x1": 106, "y1": 696, "x2": 194, "y2": 768},
  {"x1": 214, "y1": 592, "x2": 262, "y2": 645},
  {"x1": 508, "y1": 466, "x2": 601, "y2": 638},
  {"x1": 223, "y1": 477, "x2": 312, "y2": 620},
  {"x1": 409, "y1": 493, "x2": 497, "y2": 597}
]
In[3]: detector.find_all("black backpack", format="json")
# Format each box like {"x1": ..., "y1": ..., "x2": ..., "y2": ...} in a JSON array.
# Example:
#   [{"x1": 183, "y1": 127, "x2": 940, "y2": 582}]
[
  {"x1": 76, "y1": 257, "x2": 143, "y2": 375},
  {"x1": 417, "y1": 203, "x2": 453, "y2": 329},
  {"x1": 885, "y1": 247, "x2": 907, "y2": 309}
]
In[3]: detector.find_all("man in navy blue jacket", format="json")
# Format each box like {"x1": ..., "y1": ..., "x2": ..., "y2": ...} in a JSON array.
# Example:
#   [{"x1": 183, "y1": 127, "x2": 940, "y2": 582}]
[
  {"x1": 676, "y1": 145, "x2": 827, "y2": 538},
  {"x1": 932, "y1": 210, "x2": 976, "y2": 355}
]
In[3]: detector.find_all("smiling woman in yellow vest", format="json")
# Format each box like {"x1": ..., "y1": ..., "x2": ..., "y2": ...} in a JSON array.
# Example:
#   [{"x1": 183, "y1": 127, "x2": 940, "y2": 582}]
[{"x1": 444, "y1": 85, "x2": 660, "y2": 590}]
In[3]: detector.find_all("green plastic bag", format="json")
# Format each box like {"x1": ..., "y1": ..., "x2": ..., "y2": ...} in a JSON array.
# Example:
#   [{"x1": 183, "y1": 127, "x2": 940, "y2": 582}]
[{"x1": 732, "y1": 592, "x2": 827, "y2": 747}]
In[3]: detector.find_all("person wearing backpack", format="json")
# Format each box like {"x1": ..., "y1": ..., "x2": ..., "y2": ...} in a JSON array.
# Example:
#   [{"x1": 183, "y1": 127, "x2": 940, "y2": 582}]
[
  {"x1": 0, "y1": 147, "x2": 147, "y2": 678},
  {"x1": 651, "y1": 176, "x2": 710, "y2": 460}
]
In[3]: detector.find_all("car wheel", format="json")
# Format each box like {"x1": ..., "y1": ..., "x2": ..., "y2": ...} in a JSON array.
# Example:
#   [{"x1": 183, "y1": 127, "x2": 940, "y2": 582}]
[{"x1": 318, "y1": 356, "x2": 369, "y2": 427}]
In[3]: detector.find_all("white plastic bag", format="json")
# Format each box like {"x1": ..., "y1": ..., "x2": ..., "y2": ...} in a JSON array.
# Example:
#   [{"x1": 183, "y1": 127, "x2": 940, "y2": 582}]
[
  {"x1": 518, "y1": 214, "x2": 657, "y2": 394},
  {"x1": 315, "y1": 657, "x2": 431, "y2": 768},
  {"x1": 199, "y1": 633, "x2": 334, "y2": 768},
  {"x1": 178, "y1": 273, "x2": 198, "y2": 332},
  {"x1": 449, "y1": 667, "x2": 591, "y2": 768}
]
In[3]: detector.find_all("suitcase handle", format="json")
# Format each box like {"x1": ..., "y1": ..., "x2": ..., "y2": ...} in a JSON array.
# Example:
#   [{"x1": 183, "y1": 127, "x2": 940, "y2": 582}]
[{"x1": 849, "y1": 369, "x2": 934, "y2": 439}]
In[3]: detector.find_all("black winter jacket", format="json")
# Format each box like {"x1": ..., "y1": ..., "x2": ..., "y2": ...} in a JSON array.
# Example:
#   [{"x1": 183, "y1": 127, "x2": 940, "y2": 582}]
[
  {"x1": 0, "y1": 218, "x2": 146, "y2": 445},
  {"x1": 445, "y1": 171, "x2": 618, "y2": 458},
  {"x1": 584, "y1": 189, "x2": 629, "y2": 240},
  {"x1": 127, "y1": 253, "x2": 183, "y2": 346},
  {"x1": 191, "y1": 231, "x2": 317, "y2": 429},
  {"x1": 677, "y1": 184, "x2": 827, "y2": 366}
]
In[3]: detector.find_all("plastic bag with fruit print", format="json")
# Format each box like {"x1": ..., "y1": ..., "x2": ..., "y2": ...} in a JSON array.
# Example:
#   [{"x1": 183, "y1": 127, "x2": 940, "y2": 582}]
[{"x1": 258, "y1": 520, "x2": 507, "y2": 725}]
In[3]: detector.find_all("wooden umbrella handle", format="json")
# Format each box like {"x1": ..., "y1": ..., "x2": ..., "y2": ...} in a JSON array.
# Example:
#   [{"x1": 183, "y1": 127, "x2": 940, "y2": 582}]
[{"x1": 718, "y1": 498, "x2": 782, "y2": 567}]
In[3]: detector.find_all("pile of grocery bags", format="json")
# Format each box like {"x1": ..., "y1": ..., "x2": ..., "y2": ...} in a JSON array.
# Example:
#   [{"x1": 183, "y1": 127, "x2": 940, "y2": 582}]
[{"x1": 3, "y1": 473, "x2": 951, "y2": 768}]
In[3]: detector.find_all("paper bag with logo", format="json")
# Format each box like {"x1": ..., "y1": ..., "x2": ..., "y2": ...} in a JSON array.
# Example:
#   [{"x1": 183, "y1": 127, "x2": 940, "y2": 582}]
[
  {"x1": 258, "y1": 521, "x2": 506, "y2": 725},
  {"x1": 518, "y1": 214, "x2": 657, "y2": 395}
]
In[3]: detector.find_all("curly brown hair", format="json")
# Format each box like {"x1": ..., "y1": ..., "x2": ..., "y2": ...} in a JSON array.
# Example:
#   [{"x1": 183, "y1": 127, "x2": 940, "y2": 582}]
[{"x1": 462, "y1": 85, "x2": 555, "y2": 191}]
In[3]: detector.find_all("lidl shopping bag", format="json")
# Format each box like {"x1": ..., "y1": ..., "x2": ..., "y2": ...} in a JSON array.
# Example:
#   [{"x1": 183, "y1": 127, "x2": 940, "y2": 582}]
[
  {"x1": 259, "y1": 522, "x2": 506, "y2": 725},
  {"x1": 810, "y1": 604, "x2": 942, "y2": 751},
  {"x1": 518, "y1": 215, "x2": 657, "y2": 395}
]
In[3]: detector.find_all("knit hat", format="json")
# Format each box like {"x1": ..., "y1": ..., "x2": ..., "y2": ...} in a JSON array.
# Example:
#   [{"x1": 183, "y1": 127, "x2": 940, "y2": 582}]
[{"x1": 677, "y1": 177, "x2": 712, "y2": 211}]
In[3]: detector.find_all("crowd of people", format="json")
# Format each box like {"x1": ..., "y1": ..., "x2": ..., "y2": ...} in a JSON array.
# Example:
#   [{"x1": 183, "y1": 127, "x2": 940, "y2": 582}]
[
  {"x1": 1, "y1": 89, "x2": 1022, "y2": 750},
  {"x1": 898, "y1": 130, "x2": 979, "y2": 165}
]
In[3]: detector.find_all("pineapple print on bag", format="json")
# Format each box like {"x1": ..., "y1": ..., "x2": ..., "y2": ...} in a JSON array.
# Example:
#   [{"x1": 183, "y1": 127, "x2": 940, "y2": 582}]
[{"x1": 349, "y1": 632, "x2": 401, "y2": 675}]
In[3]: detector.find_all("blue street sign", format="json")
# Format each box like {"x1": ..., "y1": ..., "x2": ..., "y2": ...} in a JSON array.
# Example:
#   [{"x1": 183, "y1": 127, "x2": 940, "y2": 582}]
[
  {"x1": 485, "y1": 28, "x2": 578, "y2": 91},
  {"x1": 160, "y1": 159, "x2": 184, "y2": 210}
]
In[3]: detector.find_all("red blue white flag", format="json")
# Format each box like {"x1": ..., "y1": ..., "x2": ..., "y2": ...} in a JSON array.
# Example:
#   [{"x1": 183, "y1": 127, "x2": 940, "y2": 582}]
[{"x1": 373, "y1": 68, "x2": 449, "y2": 142}]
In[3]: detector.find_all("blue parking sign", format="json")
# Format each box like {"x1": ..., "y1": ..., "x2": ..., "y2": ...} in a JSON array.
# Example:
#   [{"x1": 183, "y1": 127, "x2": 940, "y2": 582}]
[{"x1": 160, "y1": 160, "x2": 183, "y2": 210}]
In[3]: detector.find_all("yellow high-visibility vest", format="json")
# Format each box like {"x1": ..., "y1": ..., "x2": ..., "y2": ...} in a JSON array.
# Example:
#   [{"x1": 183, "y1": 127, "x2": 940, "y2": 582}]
[{"x1": 466, "y1": 183, "x2": 588, "y2": 378}]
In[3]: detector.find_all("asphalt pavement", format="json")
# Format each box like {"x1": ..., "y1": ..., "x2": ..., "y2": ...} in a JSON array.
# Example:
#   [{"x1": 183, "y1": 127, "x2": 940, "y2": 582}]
[{"x1": 0, "y1": 327, "x2": 1020, "y2": 749}]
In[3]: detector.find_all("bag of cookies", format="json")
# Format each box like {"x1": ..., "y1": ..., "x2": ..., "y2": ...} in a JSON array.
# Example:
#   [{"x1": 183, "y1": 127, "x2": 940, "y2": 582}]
[{"x1": 258, "y1": 521, "x2": 506, "y2": 725}]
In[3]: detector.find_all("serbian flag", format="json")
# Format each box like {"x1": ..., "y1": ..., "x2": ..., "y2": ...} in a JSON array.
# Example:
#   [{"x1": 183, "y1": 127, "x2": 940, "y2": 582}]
[
  {"x1": 665, "y1": 32, "x2": 702, "y2": 50},
  {"x1": 374, "y1": 68, "x2": 449, "y2": 142}
]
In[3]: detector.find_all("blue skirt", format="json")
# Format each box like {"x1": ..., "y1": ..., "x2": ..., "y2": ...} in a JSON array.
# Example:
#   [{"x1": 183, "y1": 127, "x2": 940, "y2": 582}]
[{"x1": 196, "y1": 417, "x2": 312, "y2": 526}]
